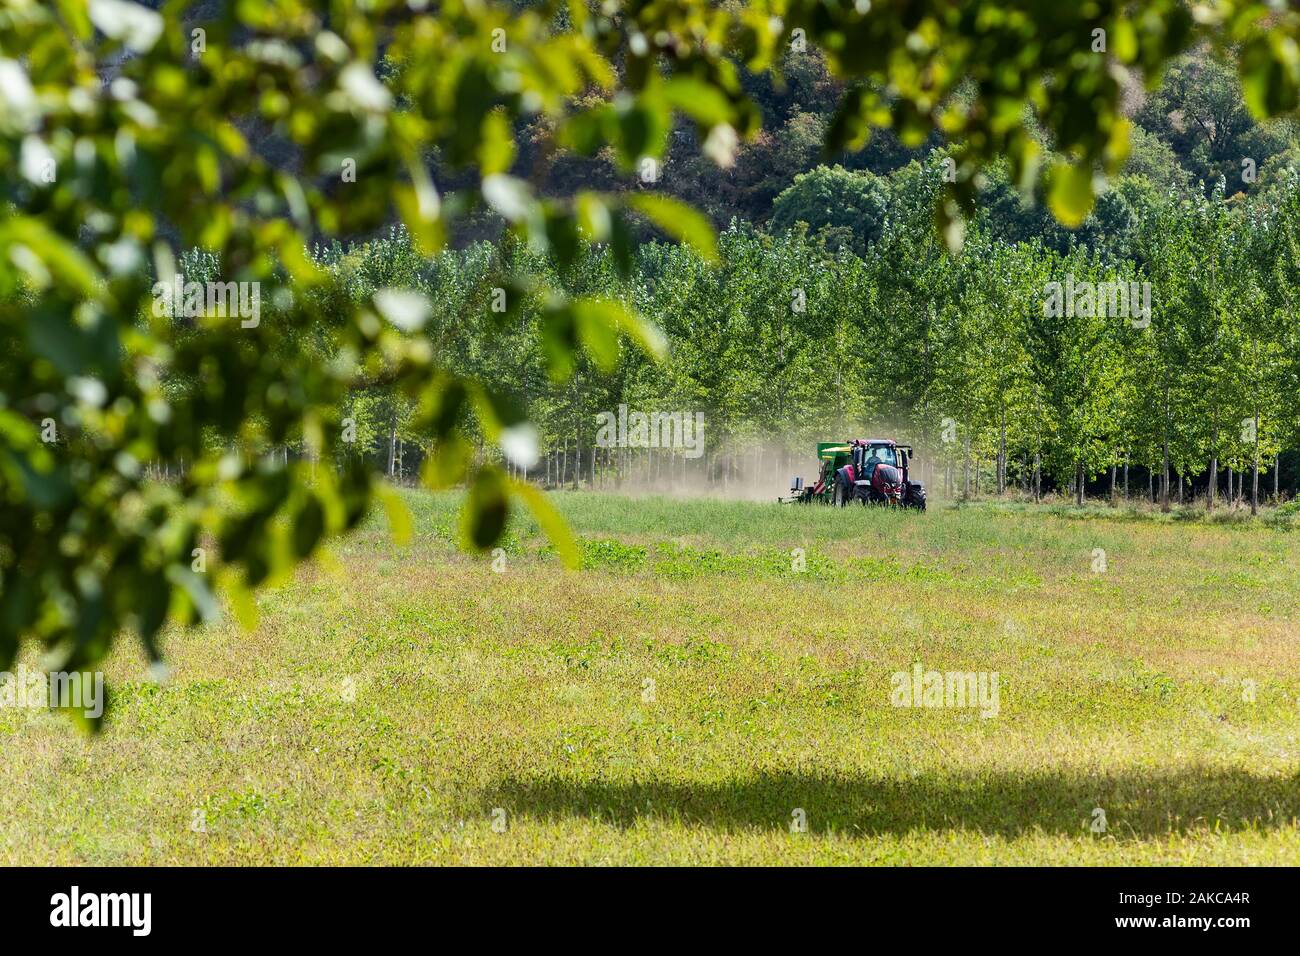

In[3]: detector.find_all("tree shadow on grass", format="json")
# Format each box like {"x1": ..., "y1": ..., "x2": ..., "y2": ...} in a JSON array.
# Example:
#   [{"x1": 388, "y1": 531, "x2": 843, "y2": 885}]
[{"x1": 478, "y1": 768, "x2": 1300, "y2": 838}]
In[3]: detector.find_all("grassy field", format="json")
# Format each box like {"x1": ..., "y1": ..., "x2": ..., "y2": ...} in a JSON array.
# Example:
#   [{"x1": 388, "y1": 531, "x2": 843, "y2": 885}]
[{"x1": 4, "y1": 490, "x2": 1300, "y2": 865}]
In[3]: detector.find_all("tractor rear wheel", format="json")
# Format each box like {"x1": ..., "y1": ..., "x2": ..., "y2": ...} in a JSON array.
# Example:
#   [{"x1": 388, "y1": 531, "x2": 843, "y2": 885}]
[{"x1": 833, "y1": 478, "x2": 849, "y2": 507}]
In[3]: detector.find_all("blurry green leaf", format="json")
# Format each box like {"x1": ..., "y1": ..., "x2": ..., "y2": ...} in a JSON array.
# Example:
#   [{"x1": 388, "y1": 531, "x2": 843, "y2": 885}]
[
  {"x1": 482, "y1": 174, "x2": 534, "y2": 223},
  {"x1": 559, "y1": 106, "x2": 612, "y2": 156},
  {"x1": 394, "y1": 183, "x2": 446, "y2": 255},
  {"x1": 543, "y1": 207, "x2": 581, "y2": 270},
  {"x1": 421, "y1": 435, "x2": 473, "y2": 490},
  {"x1": 510, "y1": 479, "x2": 578, "y2": 569},
  {"x1": 374, "y1": 288, "x2": 432, "y2": 331},
  {"x1": 134, "y1": 571, "x2": 170, "y2": 653},
  {"x1": 626, "y1": 194, "x2": 718, "y2": 262},
  {"x1": 575, "y1": 300, "x2": 619, "y2": 368},
  {"x1": 472, "y1": 384, "x2": 528, "y2": 435},
  {"x1": 419, "y1": 377, "x2": 468, "y2": 439},
  {"x1": 2, "y1": 218, "x2": 100, "y2": 295},
  {"x1": 1046, "y1": 161, "x2": 1095, "y2": 228},
  {"x1": 1240, "y1": 35, "x2": 1300, "y2": 119},
  {"x1": 478, "y1": 109, "x2": 516, "y2": 177},
  {"x1": 167, "y1": 566, "x2": 219, "y2": 625},
  {"x1": 460, "y1": 467, "x2": 509, "y2": 551},
  {"x1": 576, "y1": 192, "x2": 611, "y2": 241},
  {"x1": 1112, "y1": 19, "x2": 1138, "y2": 62},
  {"x1": 608, "y1": 211, "x2": 636, "y2": 280},
  {"x1": 660, "y1": 76, "x2": 732, "y2": 127},
  {"x1": 227, "y1": 576, "x2": 259, "y2": 631},
  {"x1": 54, "y1": 0, "x2": 92, "y2": 40},
  {"x1": 616, "y1": 104, "x2": 654, "y2": 162},
  {"x1": 539, "y1": 303, "x2": 579, "y2": 381},
  {"x1": 825, "y1": 86, "x2": 870, "y2": 155},
  {"x1": 378, "y1": 485, "x2": 412, "y2": 546},
  {"x1": 573, "y1": 297, "x2": 666, "y2": 363},
  {"x1": 292, "y1": 495, "x2": 325, "y2": 559},
  {"x1": 62, "y1": 680, "x2": 108, "y2": 735}
]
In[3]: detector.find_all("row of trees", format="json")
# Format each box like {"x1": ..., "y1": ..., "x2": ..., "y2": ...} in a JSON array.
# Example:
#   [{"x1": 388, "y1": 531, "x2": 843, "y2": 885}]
[{"x1": 302, "y1": 153, "x2": 1300, "y2": 512}]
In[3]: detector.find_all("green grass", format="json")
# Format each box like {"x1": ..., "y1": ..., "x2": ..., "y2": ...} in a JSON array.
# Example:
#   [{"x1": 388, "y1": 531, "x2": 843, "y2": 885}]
[{"x1": 4, "y1": 490, "x2": 1300, "y2": 864}]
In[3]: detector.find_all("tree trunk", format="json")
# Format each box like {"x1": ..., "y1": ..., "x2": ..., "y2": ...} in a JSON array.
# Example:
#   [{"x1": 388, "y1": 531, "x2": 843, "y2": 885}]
[
  {"x1": 1075, "y1": 459, "x2": 1084, "y2": 506},
  {"x1": 1207, "y1": 406, "x2": 1219, "y2": 513},
  {"x1": 571, "y1": 373, "x2": 582, "y2": 491},
  {"x1": 963, "y1": 438, "x2": 971, "y2": 499},
  {"x1": 1250, "y1": 405, "x2": 1260, "y2": 515},
  {"x1": 998, "y1": 406, "x2": 1007, "y2": 495},
  {"x1": 387, "y1": 416, "x2": 397, "y2": 477},
  {"x1": 1160, "y1": 433, "x2": 1170, "y2": 513},
  {"x1": 1109, "y1": 464, "x2": 1116, "y2": 505}
]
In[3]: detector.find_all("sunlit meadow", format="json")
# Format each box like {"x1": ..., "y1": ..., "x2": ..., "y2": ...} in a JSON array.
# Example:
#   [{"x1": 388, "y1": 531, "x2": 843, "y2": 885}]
[{"x1": 3, "y1": 491, "x2": 1299, "y2": 864}]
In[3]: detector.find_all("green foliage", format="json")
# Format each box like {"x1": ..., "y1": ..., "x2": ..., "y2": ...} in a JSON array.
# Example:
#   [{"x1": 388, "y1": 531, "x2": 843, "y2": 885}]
[
  {"x1": 427, "y1": 180, "x2": 1300, "y2": 511},
  {"x1": 1137, "y1": 54, "x2": 1292, "y2": 196},
  {"x1": 5, "y1": 0, "x2": 1300, "y2": 728},
  {"x1": 771, "y1": 165, "x2": 889, "y2": 253}
]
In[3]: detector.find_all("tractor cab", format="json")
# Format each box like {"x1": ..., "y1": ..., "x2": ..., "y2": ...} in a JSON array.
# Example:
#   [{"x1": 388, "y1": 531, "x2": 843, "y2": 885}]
[{"x1": 854, "y1": 440, "x2": 898, "y2": 481}]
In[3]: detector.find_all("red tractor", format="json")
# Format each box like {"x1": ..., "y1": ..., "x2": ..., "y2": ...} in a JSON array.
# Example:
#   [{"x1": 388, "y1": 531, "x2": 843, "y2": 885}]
[{"x1": 783, "y1": 438, "x2": 926, "y2": 509}]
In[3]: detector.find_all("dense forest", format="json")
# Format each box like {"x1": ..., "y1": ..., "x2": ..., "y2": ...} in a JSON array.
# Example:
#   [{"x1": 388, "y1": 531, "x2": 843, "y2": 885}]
[
  {"x1": 153, "y1": 35, "x2": 1300, "y2": 507},
  {"x1": 249, "y1": 152, "x2": 1298, "y2": 510},
  {"x1": 218, "y1": 37, "x2": 1299, "y2": 510},
  {"x1": 481, "y1": 47, "x2": 1300, "y2": 250}
]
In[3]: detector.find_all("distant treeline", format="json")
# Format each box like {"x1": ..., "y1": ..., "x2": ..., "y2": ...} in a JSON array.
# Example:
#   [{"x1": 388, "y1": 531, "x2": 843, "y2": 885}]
[{"x1": 170, "y1": 150, "x2": 1300, "y2": 509}]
